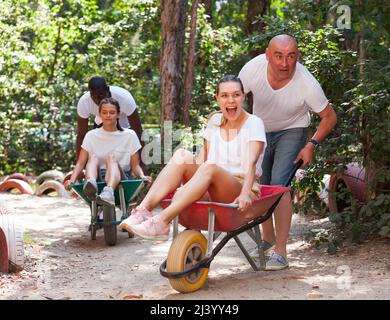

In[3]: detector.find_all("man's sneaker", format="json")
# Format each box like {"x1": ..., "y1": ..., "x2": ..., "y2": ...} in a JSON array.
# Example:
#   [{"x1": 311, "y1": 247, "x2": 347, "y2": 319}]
[
  {"x1": 249, "y1": 240, "x2": 275, "y2": 259},
  {"x1": 83, "y1": 178, "x2": 98, "y2": 201},
  {"x1": 265, "y1": 251, "x2": 289, "y2": 271},
  {"x1": 96, "y1": 186, "x2": 115, "y2": 206},
  {"x1": 130, "y1": 215, "x2": 170, "y2": 241},
  {"x1": 119, "y1": 206, "x2": 152, "y2": 232}
]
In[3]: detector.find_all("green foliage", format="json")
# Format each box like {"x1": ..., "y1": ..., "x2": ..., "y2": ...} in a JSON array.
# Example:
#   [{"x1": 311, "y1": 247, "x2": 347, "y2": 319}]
[
  {"x1": 187, "y1": 4, "x2": 249, "y2": 130},
  {"x1": 0, "y1": 0, "x2": 389, "y2": 249},
  {"x1": 0, "y1": 0, "x2": 161, "y2": 175}
]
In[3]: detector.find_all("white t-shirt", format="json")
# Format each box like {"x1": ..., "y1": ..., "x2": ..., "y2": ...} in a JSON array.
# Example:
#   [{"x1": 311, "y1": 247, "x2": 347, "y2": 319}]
[
  {"x1": 77, "y1": 86, "x2": 137, "y2": 128},
  {"x1": 81, "y1": 128, "x2": 141, "y2": 171},
  {"x1": 202, "y1": 113, "x2": 267, "y2": 177},
  {"x1": 238, "y1": 54, "x2": 329, "y2": 132}
]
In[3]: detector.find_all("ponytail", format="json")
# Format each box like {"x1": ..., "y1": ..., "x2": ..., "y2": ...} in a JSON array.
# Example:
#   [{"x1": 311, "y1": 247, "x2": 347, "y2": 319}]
[{"x1": 116, "y1": 118, "x2": 123, "y2": 131}]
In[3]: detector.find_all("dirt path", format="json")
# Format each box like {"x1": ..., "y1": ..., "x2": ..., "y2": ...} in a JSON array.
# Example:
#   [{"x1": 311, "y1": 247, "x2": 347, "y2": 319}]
[{"x1": 1, "y1": 192, "x2": 390, "y2": 300}]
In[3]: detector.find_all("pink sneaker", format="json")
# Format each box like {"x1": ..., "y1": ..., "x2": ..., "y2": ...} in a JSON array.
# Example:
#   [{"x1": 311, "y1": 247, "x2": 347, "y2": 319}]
[
  {"x1": 119, "y1": 206, "x2": 152, "y2": 232},
  {"x1": 130, "y1": 215, "x2": 170, "y2": 241}
]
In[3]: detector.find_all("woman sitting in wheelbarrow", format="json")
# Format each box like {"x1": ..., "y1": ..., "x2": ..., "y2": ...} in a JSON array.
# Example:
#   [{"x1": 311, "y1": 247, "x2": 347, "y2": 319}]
[
  {"x1": 64, "y1": 97, "x2": 151, "y2": 206},
  {"x1": 120, "y1": 75, "x2": 293, "y2": 270}
]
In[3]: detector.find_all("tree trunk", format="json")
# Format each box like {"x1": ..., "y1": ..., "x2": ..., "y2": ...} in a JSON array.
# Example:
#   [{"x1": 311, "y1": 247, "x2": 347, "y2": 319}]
[
  {"x1": 358, "y1": 7, "x2": 374, "y2": 198},
  {"x1": 47, "y1": 21, "x2": 62, "y2": 86},
  {"x1": 160, "y1": 0, "x2": 188, "y2": 130},
  {"x1": 182, "y1": 0, "x2": 199, "y2": 126},
  {"x1": 245, "y1": 0, "x2": 269, "y2": 35},
  {"x1": 202, "y1": 0, "x2": 213, "y2": 23},
  {"x1": 245, "y1": 0, "x2": 270, "y2": 57}
]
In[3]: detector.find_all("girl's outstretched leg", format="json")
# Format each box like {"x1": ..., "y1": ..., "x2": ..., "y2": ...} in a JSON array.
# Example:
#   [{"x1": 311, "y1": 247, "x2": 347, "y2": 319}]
[
  {"x1": 130, "y1": 163, "x2": 242, "y2": 240},
  {"x1": 119, "y1": 148, "x2": 198, "y2": 232},
  {"x1": 139, "y1": 148, "x2": 199, "y2": 211}
]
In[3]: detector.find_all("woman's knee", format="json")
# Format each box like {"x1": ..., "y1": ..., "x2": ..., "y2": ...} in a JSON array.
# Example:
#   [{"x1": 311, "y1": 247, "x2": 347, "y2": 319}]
[
  {"x1": 198, "y1": 162, "x2": 218, "y2": 179},
  {"x1": 170, "y1": 148, "x2": 195, "y2": 165}
]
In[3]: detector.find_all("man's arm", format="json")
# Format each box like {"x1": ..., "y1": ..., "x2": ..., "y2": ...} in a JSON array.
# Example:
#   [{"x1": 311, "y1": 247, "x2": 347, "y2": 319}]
[
  {"x1": 76, "y1": 116, "x2": 89, "y2": 161},
  {"x1": 295, "y1": 103, "x2": 337, "y2": 166},
  {"x1": 127, "y1": 109, "x2": 143, "y2": 146},
  {"x1": 128, "y1": 109, "x2": 145, "y2": 168}
]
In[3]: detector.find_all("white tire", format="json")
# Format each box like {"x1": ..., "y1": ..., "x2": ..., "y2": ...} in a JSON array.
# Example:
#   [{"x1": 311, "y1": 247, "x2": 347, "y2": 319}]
[
  {"x1": 0, "y1": 207, "x2": 24, "y2": 271},
  {"x1": 35, "y1": 170, "x2": 64, "y2": 185},
  {"x1": 34, "y1": 179, "x2": 70, "y2": 198}
]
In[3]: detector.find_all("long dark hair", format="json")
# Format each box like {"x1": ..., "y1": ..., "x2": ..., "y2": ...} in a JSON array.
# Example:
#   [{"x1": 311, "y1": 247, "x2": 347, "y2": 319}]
[
  {"x1": 208, "y1": 75, "x2": 245, "y2": 126},
  {"x1": 97, "y1": 97, "x2": 124, "y2": 131}
]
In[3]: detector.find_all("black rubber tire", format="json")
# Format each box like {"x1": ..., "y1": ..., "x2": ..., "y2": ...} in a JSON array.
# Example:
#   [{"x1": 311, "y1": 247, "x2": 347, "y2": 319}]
[{"x1": 103, "y1": 206, "x2": 117, "y2": 246}]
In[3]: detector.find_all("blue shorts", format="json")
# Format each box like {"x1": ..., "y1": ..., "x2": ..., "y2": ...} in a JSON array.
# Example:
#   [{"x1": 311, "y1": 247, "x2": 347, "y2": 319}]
[
  {"x1": 260, "y1": 127, "x2": 308, "y2": 186},
  {"x1": 99, "y1": 168, "x2": 132, "y2": 181}
]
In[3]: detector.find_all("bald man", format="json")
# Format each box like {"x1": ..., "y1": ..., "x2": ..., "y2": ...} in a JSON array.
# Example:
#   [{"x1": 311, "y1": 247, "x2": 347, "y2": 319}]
[{"x1": 239, "y1": 34, "x2": 337, "y2": 270}]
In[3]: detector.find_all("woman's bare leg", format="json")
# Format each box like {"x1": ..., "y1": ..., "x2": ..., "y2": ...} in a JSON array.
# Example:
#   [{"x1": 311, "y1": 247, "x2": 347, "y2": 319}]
[
  {"x1": 272, "y1": 192, "x2": 293, "y2": 257},
  {"x1": 159, "y1": 163, "x2": 242, "y2": 224},
  {"x1": 104, "y1": 154, "x2": 121, "y2": 189},
  {"x1": 139, "y1": 149, "x2": 199, "y2": 211},
  {"x1": 85, "y1": 154, "x2": 99, "y2": 180}
]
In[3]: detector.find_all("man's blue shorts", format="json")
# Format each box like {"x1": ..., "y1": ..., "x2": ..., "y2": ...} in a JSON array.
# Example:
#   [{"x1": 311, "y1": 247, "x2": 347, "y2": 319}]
[{"x1": 260, "y1": 127, "x2": 308, "y2": 186}]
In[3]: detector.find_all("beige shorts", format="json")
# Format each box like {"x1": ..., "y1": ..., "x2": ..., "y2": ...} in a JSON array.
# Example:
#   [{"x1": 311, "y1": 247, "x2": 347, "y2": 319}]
[{"x1": 233, "y1": 175, "x2": 261, "y2": 199}]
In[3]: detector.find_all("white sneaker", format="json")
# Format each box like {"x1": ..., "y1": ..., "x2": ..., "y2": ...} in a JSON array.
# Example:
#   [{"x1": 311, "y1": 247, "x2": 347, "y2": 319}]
[{"x1": 96, "y1": 186, "x2": 115, "y2": 206}]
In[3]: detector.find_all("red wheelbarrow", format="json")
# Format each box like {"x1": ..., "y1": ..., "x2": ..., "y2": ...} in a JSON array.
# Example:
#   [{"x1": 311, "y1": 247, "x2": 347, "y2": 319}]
[{"x1": 159, "y1": 160, "x2": 303, "y2": 293}]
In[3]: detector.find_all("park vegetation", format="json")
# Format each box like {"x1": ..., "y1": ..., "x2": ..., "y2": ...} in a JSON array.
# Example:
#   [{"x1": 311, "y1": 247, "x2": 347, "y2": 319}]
[{"x1": 0, "y1": 0, "x2": 389, "y2": 243}]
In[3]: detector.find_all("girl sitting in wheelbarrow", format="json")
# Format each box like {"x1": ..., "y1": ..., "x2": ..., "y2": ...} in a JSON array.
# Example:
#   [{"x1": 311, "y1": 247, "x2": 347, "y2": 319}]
[
  {"x1": 64, "y1": 97, "x2": 151, "y2": 206},
  {"x1": 120, "y1": 75, "x2": 293, "y2": 270}
]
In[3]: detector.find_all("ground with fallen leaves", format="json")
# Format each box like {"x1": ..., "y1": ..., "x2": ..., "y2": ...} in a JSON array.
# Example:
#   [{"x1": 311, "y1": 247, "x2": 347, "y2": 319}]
[{"x1": 1, "y1": 192, "x2": 390, "y2": 300}]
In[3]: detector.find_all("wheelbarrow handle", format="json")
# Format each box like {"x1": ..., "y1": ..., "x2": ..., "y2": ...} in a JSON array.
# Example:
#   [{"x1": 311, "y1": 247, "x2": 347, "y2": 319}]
[{"x1": 283, "y1": 159, "x2": 304, "y2": 187}]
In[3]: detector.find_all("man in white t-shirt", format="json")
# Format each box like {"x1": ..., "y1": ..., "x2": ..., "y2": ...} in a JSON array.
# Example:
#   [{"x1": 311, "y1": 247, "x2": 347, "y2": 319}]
[
  {"x1": 239, "y1": 35, "x2": 337, "y2": 262},
  {"x1": 76, "y1": 76, "x2": 143, "y2": 160}
]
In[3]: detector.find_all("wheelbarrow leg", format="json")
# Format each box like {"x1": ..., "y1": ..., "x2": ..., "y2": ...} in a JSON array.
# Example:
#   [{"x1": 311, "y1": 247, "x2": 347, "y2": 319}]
[
  {"x1": 206, "y1": 208, "x2": 215, "y2": 257},
  {"x1": 245, "y1": 225, "x2": 267, "y2": 270},
  {"x1": 233, "y1": 235, "x2": 260, "y2": 271},
  {"x1": 254, "y1": 225, "x2": 266, "y2": 270},
  {"x1": 172, "y1": 216, "x2": 179, "y2": 238},
  {"x1": 90, "y1": 200, "x2": 98, "y2": 240},
  {"x1": 118, "y1": 185, "x2": 127, "y2": 220}
]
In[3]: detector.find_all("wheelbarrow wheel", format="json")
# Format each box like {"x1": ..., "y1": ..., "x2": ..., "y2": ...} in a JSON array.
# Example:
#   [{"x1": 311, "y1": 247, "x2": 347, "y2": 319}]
[
  {"x1": 166, "y1": 230, "x2": 209, "y2": 293},
  {"x1": 103, "y1": 206, "x2": 117, "y2": 246}
]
